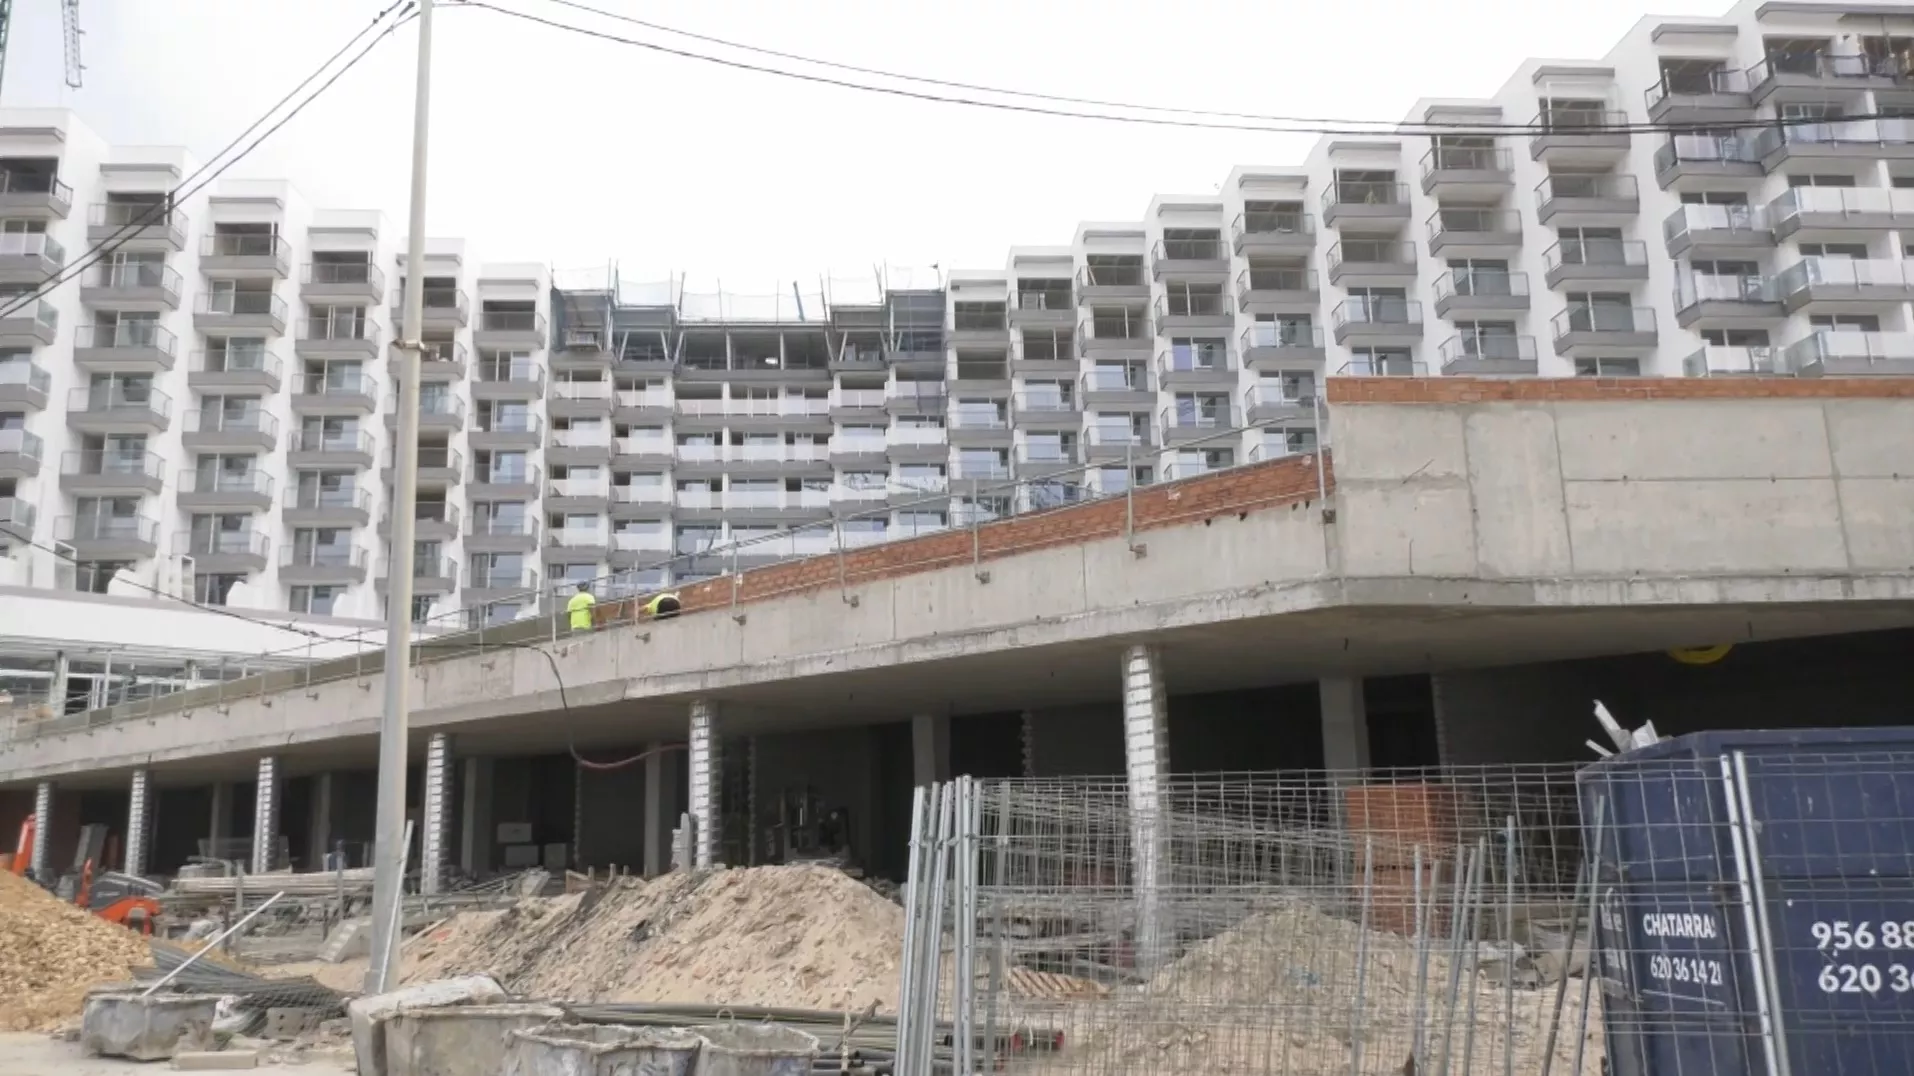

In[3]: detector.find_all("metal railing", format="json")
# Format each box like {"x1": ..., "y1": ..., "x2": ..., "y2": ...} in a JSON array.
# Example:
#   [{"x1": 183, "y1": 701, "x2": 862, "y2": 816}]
[
  {"x1": 1438, "y1": 334, "x2": 1537, "y2": 364},
  {"x1": 298, "y1": 370, "x2": 374, "y2": 396},
  {"x1": 1654, "y1": 134, "x2": 1759, "y2": 173},
  {"x1": 56, "y1": 514, "x2": 160, "y2": 544},
  {"x1": 76, "y1": 323, "x2": 179, "y2": 355},
  {"x1": 190, "y1": 348, "x2": 283, "y2": 379},
  {"x1": 1663, "y1": 203, "x2": 1769, "y2": 243},
  {"x1": 1551, "y1": 306, "x2": 1657, "y2": 336},
  {"x1": 68, "y1": 384, "x2": 174, "y2": 416},
  {"x1": 1529, "y1": 105, "x2": 1627, "y2": 132},
  {"x1": 1326, "y1": 241, "x2": 1416, "y2": 273},
  {"x1": 1420, "y1": 144, "x2": 1513, "y2": 175},
  {"x1": 1332, "y1": 298, "x2": 1423, "y2": 329},
  {"x1": 0, "y1": 171, "x2": 72, "y2": 200},
  {"x1": 1152, "y1": 237, "x2": 1227, "y2": 262},
  {"x1": 303, "y1": 261, "x2": 385, "y2": 288},
  {"x1": 0, "y1": 428, "x2": 44, "y2": 460},
  {"x1": 392, "y1": 286, "x2": 468, "y2": 314},
  {"x1": 1682, "y1": 345, "x2": 1780, "y2": 377},
  {"x1": 1155, "y1": 291, "x2": 1230, "y2": 319},
  {"x1": 1775, "y1": 256, "x2": 1914, "y2": 296},
  {"x1": 1015, "y1": 289, "x2": 1074, "y2": 311},
  {"x1": 1434, "y1": 269, "x2": 1528, "y2": 301},
  {"x1": 1156, "y1": 344, "x2": 1236, "y2": 374},
  {"x1": 0, "y1": 361, "x2": 50, "y2": 393},
  {"x1": 477, "y1": 412, "x2": 541, "y2": 434},
  {"x1": 478, "y1": 310, "x2": 547, "y2": 334},
  {"x1": 1643, "y1": 66, "x2": 1750, "y2": 111},
  {"x1": 1081, "y1": 367, "x2": 1152, "y2": 394},
  {"x1": 1241, "y1": 323, "x2": 1323, "y2": 351},
  {"x1": 1674, "y1": 272, "x2": 1777, "y2": 310},
  {"x1": 1237, "y1": 266, "x2": 1316, "y2": 295},
  {"x1": 299, "y1": 319, "x2": 381, "y2": 345},
  {"x1": 1535, "y1": 173, "x2": 1638, "y2": 206},
  {"x1": 1542, "y1": 239, "x2": 1649, "y2": 271},
  {"x1": 289, "y1": 430, "x2": 374, "y2": 456},
  {"x1": 182, "y1": 529, "x2": 271, "y2": 559},
  {"x1": 203, "y1": 233, "x2": 291, "y2": 259},
  {"x1": 1769, "y1": 185, "x2": 1914, "y2": 223},
  {"x1": 5, "y1": 299, "x2": 59, "y2": 329},
  {"x1": 478, "y1": 360, "x2": 542, "y2": 383},
  {"x1": 1427, "y1": 209, "x2": 1520, "y2": 242},
  {"x1": 288, "y1": 485, "x2": 371, "y2": 512},
  {"x1": 1078, "y1": 262, "x2": 1143, "y2": 289},
  {"x1": 1321, "y1": 181, "x2": 1409, "y2": 209},
  {"x1": 0, "y1": 232, "x2": 64, "y2": 262},
  {"x1": 1783, "y1": 330, "x2": 1914, "y2": 370},
  {"x1": 197, "y1": 291, "x2": 287, "y2": 319},
  {"x1": 61, "y1": 450, "x2": 164, "y2": 481},
  {"x1": 1232, "y1": 210, "x2": 1314, "y2": 239},
  {"x1": 179, "y1": 469, "x2": 276, "y2": 497},
  {"x1": 282, "y1": 545, "x2": 367, "y2": 569},
  {"x1": 90, "y1": 202, "x2": 188, "y2": 235}
]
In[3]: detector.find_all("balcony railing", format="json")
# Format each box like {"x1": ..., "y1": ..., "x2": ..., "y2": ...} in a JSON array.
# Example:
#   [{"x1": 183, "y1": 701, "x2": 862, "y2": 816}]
[
  {"x1": 477, "y1": 413, "x2": 541, "y2": 434},
  {"x1": 1643, "y1": 67, "x2": 1751, "y2": 111},
  {"x1": 1080, "y1": 367, "x2": 1151, "y2": 394},
  {"x1": 393, "y1": 287, "x2": 469, "y2": 315},
  {"x1": 1529, "y1": 106, "x2": 1627, "y2": 133},
  {"x1": 187, "y1": 409, "x2": 281, "y2": 437},
  {"x1": 76, "y1": 323, "x2": 180, "y2": 356},
  {"x1": 5, "y1": 299, "x2": 59, "y2": 331},
  {"x1": 1437, "y1": 335, "x2": 1538, "y2": 364},
  {"x1": 1325, "y1": 242, "x2": 1416, "y2": 273},
  {"x1": 1015, "y1": 290, "x2": 1074, "y2": 311},
  {"x1": 62, "y1": 450, "x2": 164, "y2": 481},
  {"x1": 1550, "y1": 306, "x2": 1657, "y2": 335},
  {"x1": 949, "y1": 410, "x2": 1010, "y2": 431},
  {"x1": 0, "y1": 360, "x2": 50, "y2": 393},
  {"x1": 1154, "y1": 292, "x2": 1230, "y2": 319},
  {"x1": 1012, "y1": 392, "x2": 1076, "y2": 414},
  {"x1": 1339, "y1": 357, "x2": 1427, "y2": 377},
  {"x1": 197, "y1": 291, "x2": 288, "y2": 320},
  {"x1": 1241, "y1": 323, "x2": 1322, "y2": 351},
  {"x1": 289, "y1": 486, "x2": 371, "y2": 512},
  {"x1": 0, "y1": 232, "x2": 64, "y2": 262},
  {"x1": 1663, "y1": 203, "x2": 1770, "y2": 242},
  {"x1": 479, "y1": 310, "x2": 547, "y2": 334},
  {"x1": 1236, "y1": 267, "x2": 1317, "y2": 295},
  {"x1": 203, "y1": 233, "x2": 291, "y2": 260},
  {"x1": 1535, "y1": 174, "x2": 1639, "y2": 206},
  {"x1": 299, "y1": 370, "x2": 374, "y2": 396},
  {"x1": 1769, "y1": 186, "x2": 1914, "y2": 224},
  {"x1": 283, "y1": 546, "x2": 366, "y2": 569},
  {"x1": 551, "y1": 476, "x2": 612, "y2": 498},
  {"x1": 474, "y1": 514, "x2": 538, "y2": 536},
  {"x1": 190, "y1": 348, "x2": 283, "y2": 379},
  {"x1": 1320, "y1": 181, "x2": 1409, "y2": 209},
  {"x1": 1156, "y1": 345, "x2": 1236, "y2": 374},
  {"x1": 300, "y1": 319, "x2": 381, "y2": 346},
  {"x1": 552, "y1": 426, "x2": 613, "y2": 449},
  {"x1": 887, "y1": 426, "x2": 947, "y2": 447},
  {"x1": 0, "y1": 428, "x2": 44, "y2": 460},
  {"x1": 616, "y1": 435, "x2": 672, "y2": 455},
  {"x1": 1752, "y1": 118, "x2": 1914, "y2": 158},
  {"x1": 59, "y1": 514, "x2": 159, "y2": 544},
  {"x1": 290, "y1": 430, "x2": 374, "y2": 455},
  {"x1": 552, "y1": 380, "x2": 616, "y2": 401},
  {"x1": 1244, "y1": 384, "x2": 1317, "y2": 409},
  {"x1": 473, "y1": 466, "x2": 540, "y2": 487},
  {"x1": 886, "y1": 381, "x2": 948, "y2": 403},
  {"x1": 0, "y1": 170, "x2": 72, "y2": 200},
  {"x1": 1434, "y1": 269, "x2": 1529, "y2": 302},
  {"x1": 1782, "y1": 330, "x2": 1914, "y2": 371},
  {"x1": 1420, "y1": 145, "x2": 1513, "y2": 175},
  {"x1": 479, "y1": 361, "x2": 542, "y2": 383},
  {"x1": 182, "y1": 529, "x2": 270, "y2": 559},
  {"x1": 829, "y1": 387, "x2": 886, "y2": 409},
  {"x1": 1331, "y1": 298, "x2": 1423, "y2": 329},
  {"x1": 391, "y1": 394, "x2": 466, "y2": 419},
  {"x1": 469, "y1": 568, "x2": 541, "y2": 591},
  {"x1": 612, "y1": 484, "x2": 671, "y2": 505},
  {"x1": 1152, "y1": 237, "x2": 1226, "y2": 262},
  {"x1": 549, "y1": 525, "x2": 611, "y2": 547},
  {"x1": 1076, "y1": 264, "x2": 1146, "y2": 289},
  {"x1": 1682, "y1": 346, "x2": 1780, "y2": 377},
  {"x1": 90, "y1": 202, "x2": 187, "y2": 236},
  {"x1": 303, "y1": 262, "x2": 386, "y2": 288},
  {"x1": 1159, "y1": 406, "x2": 1235, "y2": 432},
  {"x1": 1653, "y1": 134, "x2": 1759, "y2": 173},
  {"x1": 829, "y1": 434, "x2": 889, "y2": 455},
  {"x1": 69, "y1": 384, "x2": 173, "y2": 417},
  {"x1": 180, "y1": 470, "x2": 276, "y2": 497},
  {"x1": 1542, "y1": 239, "x2": 1650, "y2": 271},
  {"x1": 1674, "y1": 273, "x2": 1776, "y2": 309},
  {"x1": 1775, "y1": 256, "x2": 1914, "y2": 295},
  {"x1": 1232, "y1": 210, "x2": 1314, "y2": 240}
]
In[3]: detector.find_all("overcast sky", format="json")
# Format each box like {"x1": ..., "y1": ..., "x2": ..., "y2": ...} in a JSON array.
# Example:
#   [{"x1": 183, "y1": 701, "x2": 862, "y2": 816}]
[{"x1": 7, "y1": 0, "x2": 1721, "y2": 286}]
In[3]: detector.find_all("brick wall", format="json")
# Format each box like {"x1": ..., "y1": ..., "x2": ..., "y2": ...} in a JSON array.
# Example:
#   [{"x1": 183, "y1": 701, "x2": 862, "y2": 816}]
[
  {"x1": 1326, "y1": 376, "x2": 1914, "y2": 405},
  {"x1": 598, "y1": 452, "x2": 1331, "y2": 624}
]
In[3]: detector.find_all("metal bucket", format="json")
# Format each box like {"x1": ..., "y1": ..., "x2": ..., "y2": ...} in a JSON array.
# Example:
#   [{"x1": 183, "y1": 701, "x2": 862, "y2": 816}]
[
  {"x1": 80, "y1": 991, "x2": 220, "y2": 1061},
  {"x1": 384, "y1": 1002, "x2": 564, "y2": 1076},
  {"x1": 507, "y1": 1022, "x2": 702, "y2": 1076},
  {"x1": 690, "y1": 1024, "x2": 819, "y2": 1076}
]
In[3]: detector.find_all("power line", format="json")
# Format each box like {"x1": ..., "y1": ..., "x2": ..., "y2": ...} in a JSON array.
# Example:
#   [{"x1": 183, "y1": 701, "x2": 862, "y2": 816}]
[
  {"x1": 460, "y1": 0, "x2": 1856, "y2": 138},
  {"x1": 0, "y1": 2, "x2": 418, "y2": 321}
]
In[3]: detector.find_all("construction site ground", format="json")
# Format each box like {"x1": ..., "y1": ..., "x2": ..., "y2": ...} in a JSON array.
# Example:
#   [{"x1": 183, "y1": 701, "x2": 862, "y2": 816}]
[{"x1": 0, "y1": 1033, "x2": 354, "y2": 1076}]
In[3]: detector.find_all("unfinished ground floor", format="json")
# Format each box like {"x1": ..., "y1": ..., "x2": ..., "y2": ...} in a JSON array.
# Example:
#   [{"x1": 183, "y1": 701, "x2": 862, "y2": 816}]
[{"x1": 5, "y1": 624, "x2": 1910, "y2": 887}]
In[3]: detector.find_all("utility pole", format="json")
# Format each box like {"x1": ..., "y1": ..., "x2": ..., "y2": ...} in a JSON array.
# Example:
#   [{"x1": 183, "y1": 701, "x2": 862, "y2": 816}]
[{"x1": 364, "y1": 0, "x2": 433, "y2": 997}]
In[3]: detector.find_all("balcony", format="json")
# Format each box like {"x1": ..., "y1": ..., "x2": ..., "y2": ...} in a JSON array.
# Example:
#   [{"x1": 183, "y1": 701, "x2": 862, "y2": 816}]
[
  {"x1": 181, "y1": 530, "x2": 271, "y2": 574},
  {"x1": 195, "y1": 291, "x2": 287, "y2": 335},
  {"x1": 391, "y1": 286, "x2": 470, "y2": 331},
  {"x1": 1682, "y1": 346, "x2": 1782, "y2": 378},
  {"x1": 0, "y1": 170, "x2": 72, "y2": 219},
  {"x1": 885, "y1": 426, "x2": 949, "y2": 461},
  {"x1": 613, "y1": 435, "x2": 675, "y2": 466},
  {"x1": 1083, "y1": 424, "x2": 1154, "y2": 462},
  {"x1": 302, "y1": 261, "x2": 385, "y2": 304},
  {"x1": 1419, "y1": 145, "x2": 1514, "y2": 199},
  {"x1": 468, "y1": 413, "x2": 542, "y2": 450},
  {"x1": 474, "y1": 361, "x2": 544, "y2": 402},
  {"x1": 1752, "y1": 118, "x2": 1914, "y2": 169},
  {"x1": 545, "y1": 524, "x2": 611, "y2": 559},
  {"x1": 547, "y1": 425, "x2": 615, "y2": 465},
  {"x1": 0, "y1": 298, "x2": 58, "y2": 347},
  {"x1": 1150, "y1": 237, "x2": 1229, "y2": 280},
  {"x1": 292, "y1": 370, "x2": 377, "y2": 414},
  {"x1": 1534, "y1": 174, "x2": 1639, "y2": 225},
  {"x1": 282, "y1": 486, "x2": 371, "y2": 527},
  {"x1": 1673, "y1": 274, "x2": 1785, "y2": 328},
  {"x1": 614, "y1": 386, "x2": 672, "y2": 420},
  {"x1": 1155, "y1": 345, "x2": 1237, "y2": 389},
  {"x1": 466, "y1": 514, "x2": 539, "y2": 552},
  {"x1": 1078, "y1": 315, "x2": 1152, "y2": 358},
  {"x1": 826, "y1": 432, "x2": 887, "y2": 465},
  {"x1": 1652, "y1": 135, "x2": 1762, "y2": 189},
  {"x1": 1337, "y1": 356, "x2": 1427, "y2": 377},
  {"x1": 474, "y1": 309, "x2": 547, "y2": 349},
  {"x1": 1527, "y1": 107, "x2": 1630, "y2": 163},
  {"x1": 950, "y1": 308, "x2": 1010, "y2": 350},
  {"x1": 1320, "y1": 181, "x2": 1410, "y2": 233},
  {"x1": 1158, "y1": 406, "x2": 1237, "y2": 447},
  {"x1": 60, "y1": 450, "x2": 165, "y2": 495},
  {"x1": 189, "y1": 348, "x2": 283, "y2": 393},
  {"x1": 1782, "y1": 331, "x2": 1914, "y2": 378},
  {"x1": 75, "y1": 323, "x2": 180, "y2": 375},
  {"x1": 1769, "y1": 187, "x2": 1914, "y2": 240},
  {"x1": 393, "y1": 339, "x2": 468, "y2": 382},
  {"x1": 948, "y1": 408, "x2": 1014, "y2": 448},
  {"x1": 1426, "y1": 208, "x2": 1522, "y2": 258},
  {"x1": 0, "y1": 360, "x2": 49, "y2": 411},
  {"x1": 1331, "y1": 298, "x2": 1423, "y2": 346},
  {"x1": 67, "y1": 384, "x2": 172, "y2": 433},
  {"x1": 57, "y1": 515, "x2": 160, "y2": 560},
  {"x1": 1154, "y1": 291, "x2": 1232, "y2": 333},
  {"x1": 1433, "y1": 270, "x2": 1530, "y2": 319},
  {"x1": 1438, "y1": 334, "x2": 1538, "y2": 377},
  {"x1": 0, "y1": 232, "x2": 63, "y2": 284},
  {"x1": 1009, "y1": 289, "x2": 1076, "y2": 327},
  {"x1": 296, "y1": 319, "x2": 381, "y2": 360},
  {"x1": 1644, "y1": 68, "x2": 1754, "y2": 125},
  {"x1": 1550, "y1": 306, "x2": 1658, "y2": 357},
  {"x1": 378, "y1": 556, "x2": 458, "y2": 596},
  {"x1": 80, "y1": 263, "x2": 182, "y2": 311},
  {"x1": 395, "y1": 447, "x2": 465, "y2": 488},
  {"x1": 380, "y1": 502, "x2": 463, "y2": 542},
  {"x1": 1013, "y1": 443, "x2": 1081, "y2": 477},
  {"x1": 553, "y1": 327, "x2": 615, "y2": 372},
  {"x1": 87, "y1": 203, "x2": 187, "y2": 251},
  {"x1": 281, "y1": 545, "x2": 368, "y2": 586},
  {"x1": 720, "y1": 488, "x2": 832, "y2": 516},
  {"x1": 466, "y1": 568, "x2": 540, "y2": 604},
  {"x1": 1774, "y1": 258, "x2": 1914, "y2": 312},
  {"x1": 1242, "y1": 384, "x2": 1317, "y2": 424},
  {"x1": 1075, "y1": 263, "x2": 1149, "y2": 302},
  {"x1": 0, "y1": 497, "x2": 36, "y2": 542},
  {"x1": 201, "y1": 233, "x2": 291, "y2": 278},
  {"x1": 1663, "y1": 204, "x2": 1774, "y2": 260},
  {"x1": 384, "y1": 393, "x2": 465, "y2": 433},
  {"x1": 1240, "y1": 324, "x2": 1324, "y2": 371},
  {"x1": 1747, "y1": 52, "x2": 1899, "y2": 105},
  {"x1": 828, "y1": 387, "x2": 886, "y2": 418},
  {"x1": 609, "y1": 530, "x2": 673, "y2": 563},
  {"x1": 1236, "y1": 266, "x2": 1318, "y2": 312},
  {"x1": 1231, "y1": 211, "x2": 1315, "y2": 257},
  {"x1": 0, "y1": 429, "x2": 42, "y2": 480},
  {"x1": 1542, "y1": 239, "x2": 1649, "y2": 290},
  {"x1": 830, "y1": 481, "x2": 891, "y2": 506},
  {"x1": 548, "y1": 475, "x2": 613, "y2": 508},
  {"x1": 1325, "y1": 241, "x2": 1416, "y2": 287},
  {"x1": 468, "y1": 465, "x2": 541, "y2": 502},
  {"x1": 183, "y1": 408, "x2": 280, "y2": 452},
  {"x1": 176, "y1": 469, "x2": 275, "y2": 511},
  {"x1": 287, "y1": 430, "x2": 375, "y2": 469}
]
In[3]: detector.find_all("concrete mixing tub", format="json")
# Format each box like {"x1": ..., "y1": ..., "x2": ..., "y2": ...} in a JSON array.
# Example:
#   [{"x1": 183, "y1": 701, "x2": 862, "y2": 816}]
[
  {"x1": 384, "y1": 1003, "x2": 565, "y2": 1076},
  {"x1": 690, "y1": 1025, "x2": 819, "y2": 1076},
  {"x1": 507, "y1": 1023, "x2": 702, "y2": 1076},
  {"x1": 80, "y1": 992, "x2": 220, "y2": 1061},
  {"x1": 348, "y1": 975, "x2": 512, "y2": 1076}
]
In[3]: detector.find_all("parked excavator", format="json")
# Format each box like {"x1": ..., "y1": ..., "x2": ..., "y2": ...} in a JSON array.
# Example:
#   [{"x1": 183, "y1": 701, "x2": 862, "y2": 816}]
[{"x1": 9, "y1": 816, "x2": 162, "y2": 934}]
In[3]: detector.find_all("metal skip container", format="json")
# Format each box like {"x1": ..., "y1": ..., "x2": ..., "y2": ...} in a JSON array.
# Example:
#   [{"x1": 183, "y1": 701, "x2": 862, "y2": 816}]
[
  {"x1": 1578, "y1": 727, "x2": 1914, "y2": 1076},
  {"x1": 80, "y1": 992, "x2": 221, "y2": 1061},
  {"x1": 689, "y1": 1024, "x2": 819, "y2": 1076},
  {"x1": 506, "y1": 1023, "x2": 702, "y2": 1076},
  {"x1": 383, "y1": 1003, "x2": 566, "y2": 1076}
]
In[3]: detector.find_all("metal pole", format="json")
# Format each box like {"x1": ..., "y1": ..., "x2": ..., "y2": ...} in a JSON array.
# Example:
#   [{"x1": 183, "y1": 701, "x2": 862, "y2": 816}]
[
  {"x1": 366, "y1": 0, "x2": 434, "y2": 998},
  {"x1": 141, "y1": 892, "x2": 286, "y2": 997}
]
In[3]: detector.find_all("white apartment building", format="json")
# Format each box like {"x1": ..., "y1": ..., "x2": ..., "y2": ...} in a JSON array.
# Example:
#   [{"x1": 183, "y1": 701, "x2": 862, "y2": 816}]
[{"x1": 2, "y1": 0, "x2": 1911, "y2": 712}]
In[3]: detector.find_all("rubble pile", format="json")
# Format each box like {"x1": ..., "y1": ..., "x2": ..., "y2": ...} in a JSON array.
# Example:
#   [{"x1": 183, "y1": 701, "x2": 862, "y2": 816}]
[
  {"x1": 0, "y1": 870, "x2": 154, "y2": 1031},
  {"x1": 407, "y1": 864, "x2": 906, "y2": 1012}
]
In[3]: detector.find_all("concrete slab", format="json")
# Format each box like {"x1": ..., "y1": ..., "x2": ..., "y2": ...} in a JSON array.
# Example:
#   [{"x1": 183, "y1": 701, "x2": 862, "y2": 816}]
[{"x1": 170, "y1": 1051, "x2": 258, "y2": 1070}]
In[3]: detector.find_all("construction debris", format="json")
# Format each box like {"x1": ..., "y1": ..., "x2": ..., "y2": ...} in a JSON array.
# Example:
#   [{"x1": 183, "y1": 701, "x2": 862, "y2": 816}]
[
  {"x1": 0, "y1": 869, "x2": 155, "y2": 1031},
  {"x1": 406, "y1": 864, "x2": 906, "y2": 1011}
]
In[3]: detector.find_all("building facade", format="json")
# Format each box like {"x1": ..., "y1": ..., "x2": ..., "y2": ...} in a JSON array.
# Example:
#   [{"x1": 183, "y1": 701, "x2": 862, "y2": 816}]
[{"x1": 1, "y1": 0, "x2": 1911, "y2": 707}]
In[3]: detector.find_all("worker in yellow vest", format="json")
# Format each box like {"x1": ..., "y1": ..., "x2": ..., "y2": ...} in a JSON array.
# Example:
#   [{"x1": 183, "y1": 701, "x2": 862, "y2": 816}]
[
  {"x1": 566, "y1": 583, "x2": 597, "y2": 631},
  {"x1": 642, "y1": 591, "x2": 682, "y2": 620}
]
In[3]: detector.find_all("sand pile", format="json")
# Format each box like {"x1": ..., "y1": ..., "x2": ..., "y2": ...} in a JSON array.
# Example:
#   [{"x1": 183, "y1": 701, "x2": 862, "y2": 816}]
[
  {"x1": 0, "y1": 871, "x2": 154, "y2": 1031},
  {"x1": 407, "y1": 864, "x2": 905, "y2": 1012}
]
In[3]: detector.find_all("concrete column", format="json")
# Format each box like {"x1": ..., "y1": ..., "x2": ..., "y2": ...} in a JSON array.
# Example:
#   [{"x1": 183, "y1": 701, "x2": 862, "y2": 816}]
[
  {"x1": 420, "y1": 733, "x2": 453, "y2": 894},
  {"x1": 309, "y1": 773, "x2": 334, "y2": 870},
  {"x1": 910, "y1": 715, "x2": 951, "y2": 787},
  {"x1": 643, "y1": 743, "x2": 681, "y2": 877},
  {"x1": 688, "y1": 699, "x2": 721, "y2": 868},
  {"x1": 125, "y1": 769, "x2": 153, "y2": 878},
  {"x1": 209, "y1": 781, "x2": 233, "y2": 852},
  {"x1": 1319, "y1": 676, "x2": 1372, "y2": 773},
  {"x1": 1121, "y1": 644, "x2": 1169, "y2": 975},
  {"x1": 50, "y1": 651, "x2": 69, "y2": 716},
  {"x1": 459, "y1": 757, "x2": 495, "y2": 877},
  {"x1": 29, "y1": 781, "x2": 53, "y2": 880},
  {"x1": 251, "y1": 756, "x2": 280, "y2": 873},
  {"x1": 1020, "y1": 711, "x2": 1036, "y2": 778}
]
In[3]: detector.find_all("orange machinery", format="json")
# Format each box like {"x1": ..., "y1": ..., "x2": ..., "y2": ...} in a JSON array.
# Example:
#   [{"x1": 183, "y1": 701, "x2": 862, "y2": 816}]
[{"x1": 12, "y1": 817, "x2": 160, "y2": 933}]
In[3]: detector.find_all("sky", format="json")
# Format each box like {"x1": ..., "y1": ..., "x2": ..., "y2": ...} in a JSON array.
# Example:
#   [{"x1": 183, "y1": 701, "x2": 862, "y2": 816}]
[{"x1": 4, "y1": 0, "x2": 1727, "y2": 287}]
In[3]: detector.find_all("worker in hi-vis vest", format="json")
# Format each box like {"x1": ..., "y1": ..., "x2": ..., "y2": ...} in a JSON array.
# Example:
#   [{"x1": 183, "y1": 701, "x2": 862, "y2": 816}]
[
  {"x1": 566, "y1": 582, "x2": 597, "y2": 631},
  {"x1": 642, "y1": 591, "x2": 682, "y2": 619}
]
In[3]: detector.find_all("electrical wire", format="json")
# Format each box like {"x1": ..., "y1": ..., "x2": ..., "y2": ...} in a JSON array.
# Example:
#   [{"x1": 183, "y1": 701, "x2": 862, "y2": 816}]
[
  {"x1": 459, "y1": 0, "x2": 1885, "y2": 138},
  {"x1": 0, "y1": 1, "x2": 419, "y2": 321}
]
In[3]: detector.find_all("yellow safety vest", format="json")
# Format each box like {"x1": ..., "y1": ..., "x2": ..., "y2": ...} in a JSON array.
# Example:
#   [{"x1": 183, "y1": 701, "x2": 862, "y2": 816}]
[
  {"x1": 643, "y1": 592, "x2": 681, "y2": 618},
  {"x1": 566, "y1": 591, "x2": 597, "y2": 629}
]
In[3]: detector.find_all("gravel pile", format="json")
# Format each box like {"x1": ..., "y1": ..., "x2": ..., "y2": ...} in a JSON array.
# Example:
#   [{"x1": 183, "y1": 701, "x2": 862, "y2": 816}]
[{"x1": 0, "y1": 870, "x2": 154, "y2": 1031}]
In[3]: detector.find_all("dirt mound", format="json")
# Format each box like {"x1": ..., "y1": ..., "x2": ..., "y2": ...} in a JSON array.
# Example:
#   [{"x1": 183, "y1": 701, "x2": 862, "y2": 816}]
[
  {"x1": 407, "y1": 864, "x2": 905, "y2": 1012},
  {"x1": 0, "y1": 871, "x2": 155, "y2": 1031}
]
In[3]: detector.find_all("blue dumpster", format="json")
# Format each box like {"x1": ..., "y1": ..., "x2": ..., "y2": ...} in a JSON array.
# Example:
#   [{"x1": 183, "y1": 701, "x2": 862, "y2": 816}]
[{"x1": 1579, "y1": 727, "x2": 1914, "y2": 1076}]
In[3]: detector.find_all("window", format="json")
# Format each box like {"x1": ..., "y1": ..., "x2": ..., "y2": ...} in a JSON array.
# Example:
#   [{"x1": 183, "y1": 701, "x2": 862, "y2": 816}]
[{"x1": 289, "y1": 585, "x2": 343, "y2": 616}]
